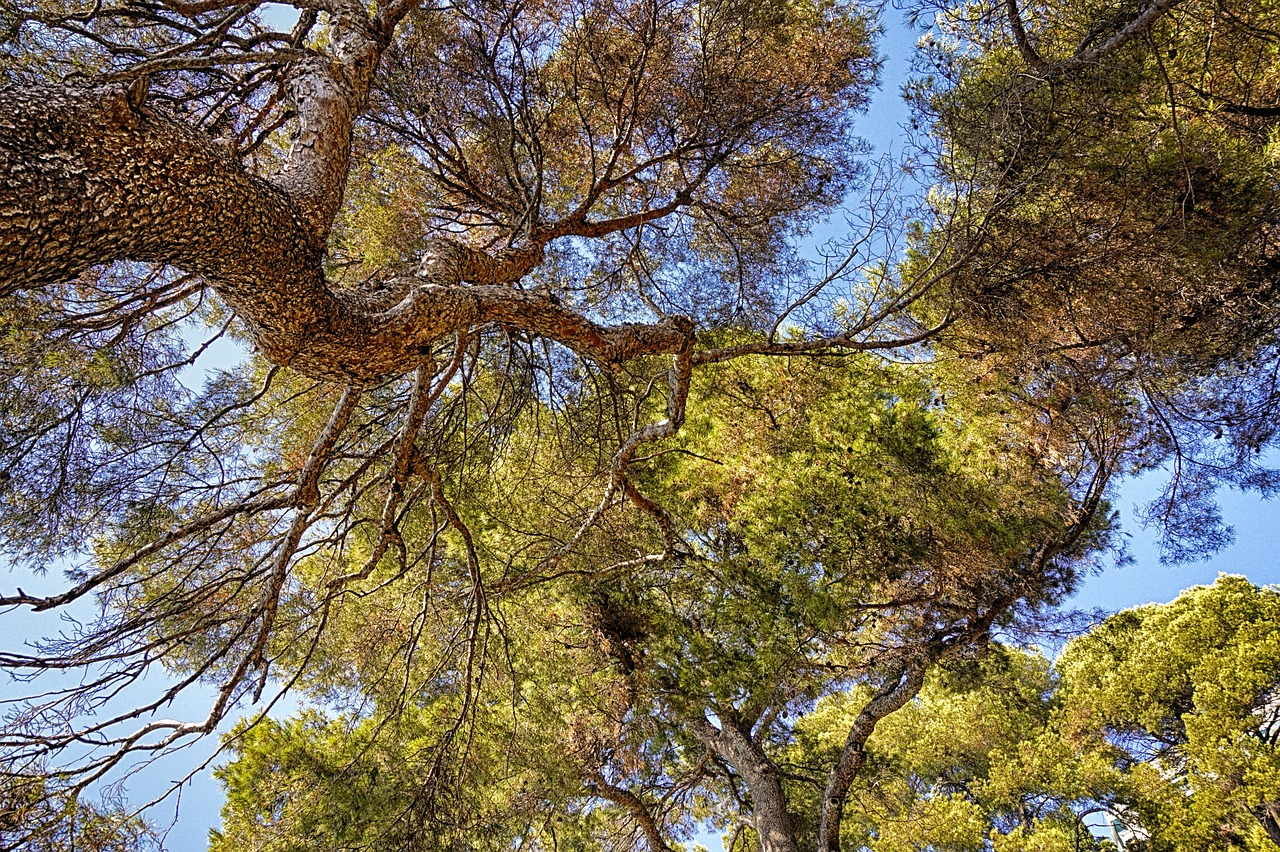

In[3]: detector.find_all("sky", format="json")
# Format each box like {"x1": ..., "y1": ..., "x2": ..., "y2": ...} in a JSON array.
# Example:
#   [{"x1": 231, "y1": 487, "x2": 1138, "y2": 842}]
[
  {"x1": 3, "y1": 3, "x2": 1278, "y2": 851},
  {"x1": 850, "y1": 8, "x2": 1280, "y2": 615}
]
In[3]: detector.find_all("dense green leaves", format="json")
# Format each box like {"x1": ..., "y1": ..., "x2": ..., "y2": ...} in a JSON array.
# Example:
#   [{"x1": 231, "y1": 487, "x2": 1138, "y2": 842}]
[
  {"x1": 784, "y1": 577, "x2": 1280, "y2": 851},
  {"x1": 2, "y1": 0, "x2": 1280, "y2": 848},
  {"x1": 204, "y1": 350, "x2": 1110, "y2": 849},
  {"x1": 1057, "y1": 576, "x2": 1280, "y2": 850},
  {"x1": 914, "y1": 0, "x2": 1280, "y2": 557}
]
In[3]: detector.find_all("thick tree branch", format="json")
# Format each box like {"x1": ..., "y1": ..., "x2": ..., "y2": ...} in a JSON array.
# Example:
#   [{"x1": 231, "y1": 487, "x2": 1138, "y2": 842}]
[
  {"x1": 0, "y1": 81, "x2": 331, "y2": 329},
  {"x1": 585, "y1": 773, "x2": 678, "y2": 852},
  {"x1": 1007, "y1": 0, "x2": 1184, "y2": 78},
  {"x1": 1069, "y1": 0, "x2": 1183, "y2": 67},
  {"x1": 815, "y1": 665, "x2": 926, "y2": 852},
  {"x1": 688, "y1": 715, "x2": 799, "y2": 852},
  {"x1": 1253, "y1": 802, "x2": 1280, "y2": 847},
  {"x1": 374, "y1": 0, "x2": 430, "y2": 39},
  {"x1": 0, "y1": 83, "x2": 694, "y2": 382},
  {"x1": 1005, "y1": 0, "x2": 1052, "y2": 73}
]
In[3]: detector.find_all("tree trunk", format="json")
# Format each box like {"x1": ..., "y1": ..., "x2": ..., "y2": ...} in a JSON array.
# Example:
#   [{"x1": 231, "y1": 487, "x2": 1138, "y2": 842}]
[
  {"x1": 817, "y1": 666, "x2": 926, "y2": 852},
  {"x1": 690, "y1": 716, "x2": 800, "y2": 852},
  {"x1": 0, "y1": 83, "x2": 691, "y2": 382},
  {"x1": 1255, "y1": 802, "x2": 1280, "y2": 848}
]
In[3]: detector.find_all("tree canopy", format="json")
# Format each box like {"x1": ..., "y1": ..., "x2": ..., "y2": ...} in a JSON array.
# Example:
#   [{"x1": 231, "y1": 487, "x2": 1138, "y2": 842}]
[
  {"x1": 0, "y1": 0, "x2": 1278, "y2": 849},
  {"x1": 786, "y1": 575, "x2": 1280, "y2": 851}
]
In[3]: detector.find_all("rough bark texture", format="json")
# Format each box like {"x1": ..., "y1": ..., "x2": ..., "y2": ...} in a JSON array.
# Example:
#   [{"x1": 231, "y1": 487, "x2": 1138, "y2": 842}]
[
  {"x1": 816, "y1": 666, "x2": 926, "y2": 852},
  {"x1": 585, "y1": 773, "x2": 677, "y2": 852},
  {"x1": 690, "y1": 716, "x2": 800, "y2": 852},
  {"x1": 0, "y1": 81, "x2": 691, "y2": 382},
  {"x1": 1255, "y1": 803, "x2": 1280, "y2": 849},
  {"x1": 0, "y1": 82, "x2": 328, "y2": 340},
  {"x1": 0, "y1": 0, "x2": 703, "y2": 382}
]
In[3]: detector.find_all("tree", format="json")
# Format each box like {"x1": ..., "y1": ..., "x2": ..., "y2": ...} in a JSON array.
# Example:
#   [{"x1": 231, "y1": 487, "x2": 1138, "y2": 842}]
[
  {"x1": 0, "y1": 0, "x2": 1277, "y2": 849},
  {"x1": 912, "y1": 0, "x2": 1280, "y2": 558},
  {"x1": 788, "y1": 646, "x2": 1122, "y2": 852},
  {"x1": 0, "y1": 773, "x2": 158, "y2": 852},
  {"x1": 0, "y1": 0, "x2": 888, "y2": 806},
  {"x1": 1055, "y1": 575, "x2": 1280, "y2": 850},
  {"x1": 207, "y1": 351, "x2": 1113, "y2": 851},
  {"x1": 786, "y1": 576, "x2": 1280, "y2": 852}
]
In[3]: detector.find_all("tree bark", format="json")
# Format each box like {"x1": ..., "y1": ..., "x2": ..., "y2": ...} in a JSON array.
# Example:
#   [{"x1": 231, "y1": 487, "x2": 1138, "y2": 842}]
[
  {"x1": 585, "y1": 773, "x2": 677, "y2": 852},
  {"x1": 816, "y1": 665, "x2": 926, "y2": 852},
  {"x1": 0, "y1": 81, "x2": 691, "y2": 382},
  {"x1": 1255, "y1": 802, "x2": 1280, "y2": 848},
  {"x1": 0, "y1": 81, "x2": 328, "y2": 331},
  {"x1": 690, "y1": 715, "x2": 800, "y2": 852}
]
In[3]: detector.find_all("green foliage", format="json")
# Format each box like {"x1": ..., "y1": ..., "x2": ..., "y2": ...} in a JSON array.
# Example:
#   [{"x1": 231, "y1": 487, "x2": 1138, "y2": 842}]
[
  {"x1": 1056, "y1": 575, "x2": 1280, "y2": 850},
  {"x1": 211, "y1": 602, "x2": 633, "y2": 851},
  {"x1": 4, "y1": 0, "x2": 1280, "y2": 849},
  {"x1": 787, "y1": 648, "x2": 1095, "y2": 851},
  {"x1": 209, "y1": 349, "x2": 1108, "y2": 849},
  {"x1": 0, "y1": 773, "x2": 158, "y2": 852},
  {"x1": 786, "y1": 577, "x2": 1280, "y2": 851},
  {"x1": 627, "y1": 350, "x2": 1102, "y2": 702},
  {"x1": 213, "y1": 712, "x2": 458, "y2": 852},
  {"x1": 915, "y1": 0, "x2": 1280, "y2": 559}
]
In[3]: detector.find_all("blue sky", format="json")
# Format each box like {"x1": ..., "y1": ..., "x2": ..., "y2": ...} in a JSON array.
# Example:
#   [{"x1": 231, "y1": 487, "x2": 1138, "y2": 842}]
[
  {"x1": 1071, "y1": 473, "x2": 1280, "y2": 611},
  {"x1": 4, "y1": 4, "x2": 1277, "y2": 850},
  {"x1": 849, "y1": 6, "x2": 1280, "y2": 613}
]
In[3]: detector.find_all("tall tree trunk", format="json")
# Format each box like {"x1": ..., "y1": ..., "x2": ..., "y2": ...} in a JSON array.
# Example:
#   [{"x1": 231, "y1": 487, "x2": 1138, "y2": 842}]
[{"x1": 690, "y1": 716, "x2": 800, "y2": 852}]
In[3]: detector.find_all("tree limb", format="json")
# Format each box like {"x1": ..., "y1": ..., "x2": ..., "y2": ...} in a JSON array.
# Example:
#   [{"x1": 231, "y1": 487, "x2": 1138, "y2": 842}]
[{"x1": 1007, "y1": 0, "x2": 1184, "y2": 78}]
